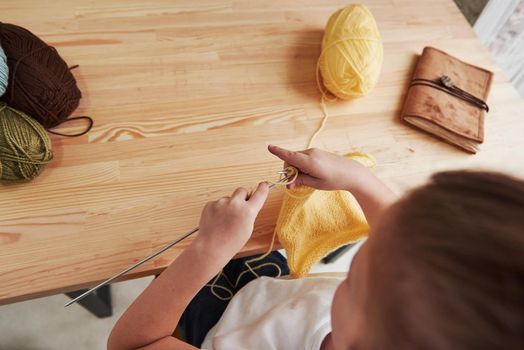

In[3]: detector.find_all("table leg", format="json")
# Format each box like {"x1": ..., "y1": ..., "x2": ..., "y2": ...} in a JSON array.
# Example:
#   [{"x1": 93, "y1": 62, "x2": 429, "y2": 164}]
[{"x1": 65, "y1": 284, "x2": 113, "y2": 318}]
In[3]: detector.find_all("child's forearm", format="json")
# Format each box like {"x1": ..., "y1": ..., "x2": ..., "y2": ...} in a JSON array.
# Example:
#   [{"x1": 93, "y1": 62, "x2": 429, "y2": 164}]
[
  {"x1": 345, "y1": 168, "x2": 397, "y2": 227},
  {"x1": 109, "y1": 183, "x2": 269, "y2": 350},
  {"x1": 108, "y1": 239, "x2": 230, "y2": 350}
]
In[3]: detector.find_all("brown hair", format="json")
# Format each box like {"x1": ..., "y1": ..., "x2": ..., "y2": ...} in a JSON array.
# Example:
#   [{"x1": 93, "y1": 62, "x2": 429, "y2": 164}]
[{"x1": 365, "y1": 171, "x2": 524, "y2": 350}]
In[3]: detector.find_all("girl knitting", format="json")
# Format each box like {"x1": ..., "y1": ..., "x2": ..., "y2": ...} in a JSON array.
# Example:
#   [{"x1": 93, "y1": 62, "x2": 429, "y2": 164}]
[{"x1": 109, "y1": 145, "x2": 524, "y2": 350}]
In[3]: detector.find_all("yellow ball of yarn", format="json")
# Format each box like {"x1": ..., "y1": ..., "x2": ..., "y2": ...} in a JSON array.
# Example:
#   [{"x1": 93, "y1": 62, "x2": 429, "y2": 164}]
[{"x1": 319, "y1": 4, "x2": 383, "y2": 99}]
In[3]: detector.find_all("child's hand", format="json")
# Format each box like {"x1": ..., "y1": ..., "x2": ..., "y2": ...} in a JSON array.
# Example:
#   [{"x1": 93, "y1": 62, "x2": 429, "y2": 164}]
[
  {"x1": 268, "y1": 144, "x2": 369, "y2": 192},
  {"x1": 195, "y1": 182, "x2": 269, "y2": 259}
]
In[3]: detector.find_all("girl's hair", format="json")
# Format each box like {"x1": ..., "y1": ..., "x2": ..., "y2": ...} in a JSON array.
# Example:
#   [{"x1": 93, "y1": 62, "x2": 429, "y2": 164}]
[{"x1": 366, "y1": 171, "x2": 524, "y2": 349}]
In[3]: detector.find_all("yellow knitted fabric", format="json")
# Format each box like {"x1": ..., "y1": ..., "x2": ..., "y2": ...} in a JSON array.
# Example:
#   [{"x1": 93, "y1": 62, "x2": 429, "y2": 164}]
[{"x1": 275, "y1": 152, "x2": 375, "y2": 277}]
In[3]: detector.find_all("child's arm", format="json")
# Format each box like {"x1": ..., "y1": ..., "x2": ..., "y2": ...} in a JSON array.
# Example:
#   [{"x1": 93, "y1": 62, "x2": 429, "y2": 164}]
[
  {"x1": 268, "y1": 145, "x2": 396, "y2": 226},
  {"x1": 108, "y1": 183, "x2": 269, "y2": 350}
]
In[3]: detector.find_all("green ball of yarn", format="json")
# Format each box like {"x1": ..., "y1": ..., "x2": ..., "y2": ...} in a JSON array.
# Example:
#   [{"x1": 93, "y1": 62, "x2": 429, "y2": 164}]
[
  {"x1": 0, "y1": 45, "x2": 7, "y2": 97},
  {"x1": 0, "y1": 102, "x2": 53, "y2": 183}
]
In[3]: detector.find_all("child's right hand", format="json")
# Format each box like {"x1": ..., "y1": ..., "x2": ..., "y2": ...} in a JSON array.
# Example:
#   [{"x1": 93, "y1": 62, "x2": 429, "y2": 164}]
[
  {"x1": 268, "y1": 144, "x2": 370, "y2": 192},
  {"x1": 194, "y1": 182, "x2": 269, "y2": 261}
]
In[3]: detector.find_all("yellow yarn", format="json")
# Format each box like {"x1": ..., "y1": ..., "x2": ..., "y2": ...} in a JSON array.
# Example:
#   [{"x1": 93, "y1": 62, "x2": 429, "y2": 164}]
[
  {"x1": 318, "y1": 4, "x2": 383, "y2": 99},
  {"x1": 275, "y1": 152, "x2": 375, "y2": 277},
  {"x1": 308, "y1": 4, "x2": 383, "y2": 148}
]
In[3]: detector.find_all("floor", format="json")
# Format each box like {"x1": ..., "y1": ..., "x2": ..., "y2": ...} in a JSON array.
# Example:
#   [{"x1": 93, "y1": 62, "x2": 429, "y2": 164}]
[
  {"x1": 0, "y1": 277, "x2": 153, "y2": 350},
  {"x1": 454, "y1": 0, "x2": 489, "y2": 25},
  {"x1": 0, "y1": 248, "x2": 358, "y2": 350}
]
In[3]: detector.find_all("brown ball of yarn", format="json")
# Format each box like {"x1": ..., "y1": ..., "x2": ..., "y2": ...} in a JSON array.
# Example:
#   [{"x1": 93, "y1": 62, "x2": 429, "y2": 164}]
[{"x1": 0, "y1": 22, "x2": 82, "y2": 130}]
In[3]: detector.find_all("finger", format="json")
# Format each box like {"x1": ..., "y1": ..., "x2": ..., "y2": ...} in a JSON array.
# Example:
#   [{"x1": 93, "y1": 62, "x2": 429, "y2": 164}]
[
  {"x1": 216, "y1": 197, "x2": 229, "y2": 206},
  {"x1": 248, "y1": 182, "x2": 269, "y2": 211},
  {"x1": 268, "y1": 145, "x2": 312, "y2": 172},
  {"x1": 287, "y1": 174, "x2": 322, "y2": 190},
  {"x1": 203, "y1": 201, "x2": 214, "y2": 211},
  {"x1": 232, "y1": 187, "x2": 249, "y2": 201}
]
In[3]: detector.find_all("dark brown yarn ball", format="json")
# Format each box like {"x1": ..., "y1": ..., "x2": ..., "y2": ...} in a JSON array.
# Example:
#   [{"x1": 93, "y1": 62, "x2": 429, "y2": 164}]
[{"x1": 0, "y1": 22, "x2": 81, "y2": 129}]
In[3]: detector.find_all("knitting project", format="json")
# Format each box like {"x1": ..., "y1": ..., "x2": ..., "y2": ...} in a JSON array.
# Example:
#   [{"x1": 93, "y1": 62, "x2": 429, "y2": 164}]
[{"x1": 275, "y1": 152, "x2": 375, "y2": 277}]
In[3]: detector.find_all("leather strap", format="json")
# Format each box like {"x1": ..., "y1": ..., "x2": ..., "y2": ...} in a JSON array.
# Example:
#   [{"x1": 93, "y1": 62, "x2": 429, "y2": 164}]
[{"x1": 410, "y1": 75, "x2": 489, "y2": 112}]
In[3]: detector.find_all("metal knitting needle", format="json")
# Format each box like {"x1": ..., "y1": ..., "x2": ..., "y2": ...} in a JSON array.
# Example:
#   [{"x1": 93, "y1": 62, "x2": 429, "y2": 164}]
[
  {"x1": 64, "y1": 227, "x2": 199, "y2": 307},
  {"x1": 65, "y1": 171, "x2": 294, "y2": 307}
]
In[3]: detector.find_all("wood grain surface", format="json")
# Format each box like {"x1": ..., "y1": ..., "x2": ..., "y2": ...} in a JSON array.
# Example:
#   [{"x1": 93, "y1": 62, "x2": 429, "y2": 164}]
[{"x1": 1, "y1": 0, "x2": 523, "y2": 304}]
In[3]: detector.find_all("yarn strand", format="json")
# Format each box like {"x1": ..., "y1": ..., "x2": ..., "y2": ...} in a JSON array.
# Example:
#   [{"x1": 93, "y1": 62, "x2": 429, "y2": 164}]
[
  {"x1": 206, "y1": 167, "x2": 297, "y2": 300},
  {"x1": 47, "y1": 116, "x2": 94, "y2": 137},
  {"x1": 307, "y1": 97, "x2": 330, "y2": 149},
  {"x1": 206, "y1": 217, "x2": 283, "y2": 301}
]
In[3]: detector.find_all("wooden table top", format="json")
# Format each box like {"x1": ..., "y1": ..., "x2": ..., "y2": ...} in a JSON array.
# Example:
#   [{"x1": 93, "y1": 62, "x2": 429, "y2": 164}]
[{"x1": 1, "y1": 0, "x2": 523, "y2": 305}]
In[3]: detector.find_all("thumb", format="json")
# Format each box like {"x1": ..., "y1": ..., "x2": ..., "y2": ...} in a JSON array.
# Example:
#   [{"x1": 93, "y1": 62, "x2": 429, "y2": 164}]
[
  {"x1": 287, "y1": 174, "x2": 322, "y2": 190},
  {"x1": 248, "y1": 182, "x2": 269, "y2": 212}
]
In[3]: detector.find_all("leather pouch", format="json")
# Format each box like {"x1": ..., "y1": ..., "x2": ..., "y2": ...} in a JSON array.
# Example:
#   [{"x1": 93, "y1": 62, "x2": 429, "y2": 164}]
[{"x1": 401, "y1": 47, "x2": 493, "y2": 153}]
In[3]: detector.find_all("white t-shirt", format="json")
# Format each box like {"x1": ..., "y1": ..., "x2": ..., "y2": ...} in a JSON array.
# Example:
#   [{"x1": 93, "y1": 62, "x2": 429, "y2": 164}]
[{"x1": 200, "y1": 239, "x2": 366, "y2": 350}]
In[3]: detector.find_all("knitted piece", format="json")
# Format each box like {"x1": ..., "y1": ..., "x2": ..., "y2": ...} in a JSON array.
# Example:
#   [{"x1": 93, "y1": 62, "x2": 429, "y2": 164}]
[{"x1": 275, "y1": 153, "x2": 375, "y2": 277}]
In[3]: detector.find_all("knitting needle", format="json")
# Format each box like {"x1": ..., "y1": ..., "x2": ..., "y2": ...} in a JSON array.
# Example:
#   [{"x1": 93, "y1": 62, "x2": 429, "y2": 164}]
[
  {"x1": 64, "y1": 227, "x2": 199, "y2": 307},
  {"x1": 65, "y1": 172, "x2": 294, "y2": 307}
]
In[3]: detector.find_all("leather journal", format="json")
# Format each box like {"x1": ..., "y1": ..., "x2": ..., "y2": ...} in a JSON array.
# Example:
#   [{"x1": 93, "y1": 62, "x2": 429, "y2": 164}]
[{"x1": 401, "y1": 47, "x2": 493, "y2": 153}]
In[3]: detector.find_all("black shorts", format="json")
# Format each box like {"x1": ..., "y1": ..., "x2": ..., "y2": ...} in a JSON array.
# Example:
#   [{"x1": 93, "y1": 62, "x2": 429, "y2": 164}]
[{"x1": 178, "y1": 251, "x2": 289, "y2": 347}]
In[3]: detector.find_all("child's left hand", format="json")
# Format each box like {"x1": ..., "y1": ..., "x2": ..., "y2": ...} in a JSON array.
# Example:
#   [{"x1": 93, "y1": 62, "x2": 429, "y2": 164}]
[{"x1": 194, "y1": 182, "x2": 269, "y2": 260}]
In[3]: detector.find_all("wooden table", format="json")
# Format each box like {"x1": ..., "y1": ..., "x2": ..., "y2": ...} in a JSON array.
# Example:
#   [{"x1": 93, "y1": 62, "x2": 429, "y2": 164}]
[{"x1": 1, "y1": 0, "x2": 523, "y2": 305}]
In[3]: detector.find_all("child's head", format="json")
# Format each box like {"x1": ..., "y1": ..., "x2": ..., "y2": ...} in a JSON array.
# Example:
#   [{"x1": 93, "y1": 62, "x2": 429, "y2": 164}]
[{"x1": 331, "y1": 171, "x2": 524, "y2": 349}]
